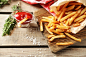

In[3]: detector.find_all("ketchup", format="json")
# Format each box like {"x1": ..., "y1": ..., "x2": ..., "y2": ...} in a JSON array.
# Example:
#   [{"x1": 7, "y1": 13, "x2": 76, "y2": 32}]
[{"x1": 14, "y1": 12, "x2": 32, "y2": 24}]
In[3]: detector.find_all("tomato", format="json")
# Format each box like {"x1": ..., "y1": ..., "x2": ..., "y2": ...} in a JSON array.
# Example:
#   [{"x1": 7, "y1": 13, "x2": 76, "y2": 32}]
[{"x1": 14, "y1": 12, "x2": 32, "y2": 24}]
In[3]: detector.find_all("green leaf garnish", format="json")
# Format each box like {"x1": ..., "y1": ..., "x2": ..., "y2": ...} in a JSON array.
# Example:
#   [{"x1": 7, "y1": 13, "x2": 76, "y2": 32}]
[{"x1": 2, "y1": 16, "x2": 16, "y2": 36}]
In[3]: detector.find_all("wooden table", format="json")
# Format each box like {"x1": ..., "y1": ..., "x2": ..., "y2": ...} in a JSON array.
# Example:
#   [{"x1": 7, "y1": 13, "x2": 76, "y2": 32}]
[{"x1": 0, "y1": 0, "x2": 86, "y2": 57}]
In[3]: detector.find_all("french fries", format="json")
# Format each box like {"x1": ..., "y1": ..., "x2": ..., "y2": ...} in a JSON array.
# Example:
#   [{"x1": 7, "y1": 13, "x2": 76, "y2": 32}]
[
  {"x1": 65, "y1": 11, "x2": 73, "y2": 15},
  {"x1": 68, "y1": 9, "x2": 81, "y2": 25},
  {"x1": 58, "y1": 8, "x2": 66, "y2": 21},
  {"x1": 77, "y1": 19, "x2": 85, "y2": 23},
  {"x1": 69, "y1": 3, "x2": 82, "y2": 5},
  {"x1": 18, "y1": 17, "x2": 28, "y2": 27},
  {"x1": 45, "y1": 24, "x2": 53, "y2": 35},
  {"x1": 74, "y1": 15, "x2": 86, "y2": 22},
  {"x1": 75, "y1": 6, "x2": 81, "y2": 10},
  {"x1": 66, "y1": 5, "x2": 75, "y2": 11},
  {"x1": 49, "y1": 35, "x2": 66, "y2": 42},
  {"x1": 73, "y1": 23, "x2": 80, "y2": 27},
  {"x1": 40, "y1": 21, "x2": 43, "y2": 31},
  {"x1": 48, "y1": 35, "x2": 55, "y2": 39},
  {"x1": 65, "y1": 33, "x2": 81, "y2": 42},
  {"x1": 40, "y1": 1, "x2": 86, "y2": 46},
  {"x1": 56, "y1": 25, "x2": 70, "y2": 29},
  {"x1": 56, "y1": 42, "x2": 73, "y2": 45},
  {"x1": 60, "y1": 12, "x2": 76, "y2": 22},
  {"x1": 79, "y1": 7, "x2": 86, "y2": 16},
  {"x1": 57, "y1": 6, "x2": 60, "y2": 11}
]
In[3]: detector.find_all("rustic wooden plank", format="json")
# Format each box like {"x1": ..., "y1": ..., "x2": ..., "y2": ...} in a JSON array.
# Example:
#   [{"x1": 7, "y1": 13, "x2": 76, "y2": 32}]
[
  {"x1": 0, "y1": 48, "x2": 86, "y2": 57},
  {"x1": 0, "y1": 0, "x2": 41, "y2": 12},
  {"x1": 0, "y1": 14, "x2": 86, "y2": 46}
]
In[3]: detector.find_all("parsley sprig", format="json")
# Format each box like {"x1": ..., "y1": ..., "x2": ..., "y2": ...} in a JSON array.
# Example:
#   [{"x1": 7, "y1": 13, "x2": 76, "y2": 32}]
[
  {"x1": 2, "y1": 16, "x2": 16, "y2": 36},
  {"x1": 2, "y1": 4, "x2": 22, "y2": 36}
]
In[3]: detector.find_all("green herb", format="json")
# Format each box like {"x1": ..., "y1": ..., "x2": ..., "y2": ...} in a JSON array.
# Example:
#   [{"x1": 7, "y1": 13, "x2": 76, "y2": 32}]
[
  {"x1": 2, "y1": 3, "x2": 22, "y2": 36},
  {"x1": 2, "y1": 16, "x2": 16, "y2": 36},
  {"x1": 12, "y1": 4, "x2": 22, "y2": 15},
  {"x1": 0, "y1": 0, "x2": 11, "y2": 7},
  {"x1": 12, "y1": 4, "x2": 21, "y2": 11}
]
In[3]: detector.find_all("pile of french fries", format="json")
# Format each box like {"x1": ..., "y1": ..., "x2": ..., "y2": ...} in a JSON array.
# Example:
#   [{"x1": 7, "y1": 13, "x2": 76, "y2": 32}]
[{"x1": 40, "y1": 1, "x2": 86, "y2": 45}]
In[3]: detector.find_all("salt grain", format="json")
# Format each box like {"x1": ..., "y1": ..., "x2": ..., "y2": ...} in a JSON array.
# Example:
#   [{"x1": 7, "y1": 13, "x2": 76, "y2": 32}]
[
  {"x1": 39, "y1": 52, "x2": 41, "y2": 53},
  {"x1": 33, "y1": 38, "x2": 37, "y2": 45},
  {"x1": 26, "y1": 37, "x2": 29, "y2": 39},
  {"x1": 37, "y1": 49, "x2": 40, "y2": 51},
  {"x1": 22, "y1": 51, "x2": 24, "y2": 52},
  {"x1": 40, "y1": 49, "x2": 42, "y2": 51},
  {"x1": 26, "y1": 34, "x2": 28, "y2": 36}
]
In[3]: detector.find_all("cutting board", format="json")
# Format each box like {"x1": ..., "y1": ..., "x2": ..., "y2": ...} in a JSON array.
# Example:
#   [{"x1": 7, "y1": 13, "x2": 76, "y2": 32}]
[{"x1": 34, "y1": 8, "x2": 86, "y2": 53}]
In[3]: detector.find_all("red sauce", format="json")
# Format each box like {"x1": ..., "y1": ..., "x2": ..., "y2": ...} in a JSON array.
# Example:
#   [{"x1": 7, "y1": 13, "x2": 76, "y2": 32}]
[{"x1": 14, "y1": 12, "x2": 32, "y2": 24}]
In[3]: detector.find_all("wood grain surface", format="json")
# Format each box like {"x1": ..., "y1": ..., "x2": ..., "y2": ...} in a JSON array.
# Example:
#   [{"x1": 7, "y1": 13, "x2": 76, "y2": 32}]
[
  {"x1": 0, "y1": 48, "x2": 86, "y2": 57},
  {"x1": 0, "y1": 0, "x2": 86, "y2": 57}
]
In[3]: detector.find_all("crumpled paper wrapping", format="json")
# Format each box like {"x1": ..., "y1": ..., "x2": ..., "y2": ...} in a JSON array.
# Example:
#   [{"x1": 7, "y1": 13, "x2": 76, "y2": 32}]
[{"x1": 50, "y1": 0, "x2": 86, "y2": 34}]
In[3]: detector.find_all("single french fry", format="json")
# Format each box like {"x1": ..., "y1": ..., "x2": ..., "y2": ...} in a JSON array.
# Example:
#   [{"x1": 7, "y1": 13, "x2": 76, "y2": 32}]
[
  {"x1": 61, "y1": 2, "x2": 69, "y2": 10},
  {"x1": 64, "y1": 20, "x2": 67, "y2": 24},
  {"x1": 56, "y1": 11, "x2": 62, "y2": 16},
  {"x1": 50, "y1": 9, "x2": 53, "y2": 12},
  {"x1": 66, "y1": 5, "x2": 75, "y2": 11},
  {"x1": 66, "y1": 30, "x2": 71, "y2": 33},
  {"x1": 56, "y1": 29, "x2": 64, "y2": 33},
  {"x1": 74, "y1": 15, "x2": 86, "y2": 22},
  {"x1": 60, "y1": 12, "x2": 76, "y2": 22},
  {"x1": 52, "y1": 21, "x2": 59, "y2": 24},
  {"x1": 75, "y1": 6, "x2": 81, "y2": 10},
  {"x1": 65, "y1": 11, "x2": 73, "y2": 15},
  {"x1": 60, "y1": 23, "x2": 64, "y2": 26},
  {"x1": 69, "y1": 3, "x2": 82, "y2": 5},
  {"x1": 42, "y1": 17, "x2": 50, "y2": 19},
  {"x1": 57, "y1": 25, "x2": 70, "y2": 29},
  {"x1": 57, "y1": 6, "x2": 60, "y2": 11},
  {"x1": 45, "y1": 24, "x2": 53, "y2": 35},
  {"x1": 42, "y1": 16, "x2": 55, "y2": 20},
  {"x1": 79, "y1": 7, "x2": 86, "y2": 16},
  {"x1": 68, "y1": 9, "x2": 81, "y2": 25},
  {"x1": 48, "y1": 35, "x2": 55, "y2": 39},
  {"x1": 48, "y1": 21, "x2": 59, "y2": 27},
  {"x1": 65, "y1": 33, "x2": 81, "y2": 42},
  {"x1": 56, "y1": 42, "x2": 73, "y2": 45},
  {"x1": 65, "y1": 19, "x2": 70, "y2": 26},
  {"x1": 41, "y1": 19, "x2": 49, "y2": 22},
  {"x1": 51, "y1": 30, "x2": 60, "y2": 34},
  {"x1": 40, "y1": 21, "x2": 43, "y2": 31},
  {"x1": 77, "y1": 19, "x2": 85, "y2": 23},
  {"x1": 18, "y1": 17, "x2": 28, "y2": 27},
  {"x1": 49, "y1": 26, "x2": 56, "y2": 31},
  {"x1": 47, "y1": 22, "x2": 52, "y2": 27},
  {"x1": 59, "y1": 33, "x2": 64, "y2": 35},
  {"x1": 58, "y1": 8, "x2": 66, "y2": 21},
  {"x1": 73, "y1": 23, "x2": 80, "y2": 27},
  {"x1": 84, "y1": 12, "x2": 86, "y2": 15},
  {"x1": 49, "y1": 35, "x2": 66, "y2": 42}
]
